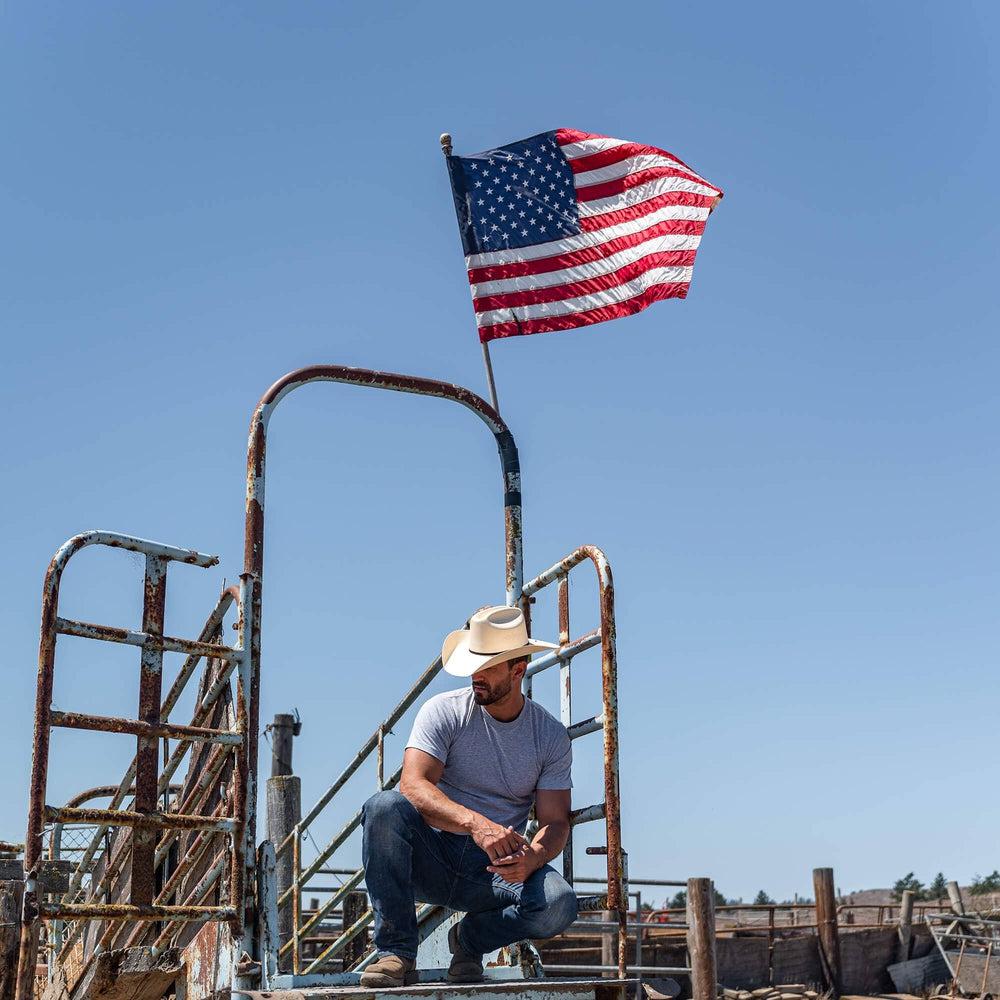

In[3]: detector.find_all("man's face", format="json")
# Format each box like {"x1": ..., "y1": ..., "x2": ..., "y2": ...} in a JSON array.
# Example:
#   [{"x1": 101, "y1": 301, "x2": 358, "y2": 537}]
[{"x1": 471, "y1": 657, "x2": 528, "y2": 705}]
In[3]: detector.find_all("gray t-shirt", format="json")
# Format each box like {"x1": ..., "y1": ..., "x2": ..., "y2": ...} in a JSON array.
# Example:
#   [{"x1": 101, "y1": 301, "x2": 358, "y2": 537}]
[{"x1": 406, "y1": 687, "x2": 572, "y2": 832}]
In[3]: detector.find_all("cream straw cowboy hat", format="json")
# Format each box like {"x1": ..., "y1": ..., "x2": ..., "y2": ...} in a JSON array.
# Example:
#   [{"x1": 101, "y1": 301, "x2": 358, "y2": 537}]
[{"x1": 442, "y1": 605, "x2": 558, "y2": 678}]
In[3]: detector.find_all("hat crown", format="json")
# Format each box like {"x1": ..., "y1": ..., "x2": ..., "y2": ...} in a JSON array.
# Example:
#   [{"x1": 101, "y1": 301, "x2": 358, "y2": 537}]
[{"x1": 468, "y1": 606, "x2": 529, "y2": 655}]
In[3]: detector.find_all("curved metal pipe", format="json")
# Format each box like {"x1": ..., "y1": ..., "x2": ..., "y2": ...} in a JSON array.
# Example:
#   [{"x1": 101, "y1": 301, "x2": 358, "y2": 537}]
[{"x1": 237, "y1": 365, "x2": 524, "y2": 944}]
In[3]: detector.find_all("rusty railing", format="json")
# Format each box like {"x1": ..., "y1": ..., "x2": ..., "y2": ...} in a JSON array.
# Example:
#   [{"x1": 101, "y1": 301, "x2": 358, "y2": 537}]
[{"x1": 15, "y1": 532, "x2": 248, "y2": 1000}]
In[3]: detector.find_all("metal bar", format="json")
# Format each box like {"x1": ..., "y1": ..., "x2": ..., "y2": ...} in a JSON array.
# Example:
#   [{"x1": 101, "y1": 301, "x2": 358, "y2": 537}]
[
  {"x1": 558, "y1": 575, "x2": 573, "y2": 885},
  {"x1": 546, "y1": 965, "x2": 690, "y2": 975},
  {"x1": 567, "y1": 714, "x2": 604, "y2": 740},
  {"x1": 55, "y1": 617, "x2": 238, "y2": 660},
  {"x1": 574, "y1": 877, "x2": 688, "y2": 887},
  {"x1": 279, "y1": 868, "x2": 366, "y2": 958},
  {"x1": 43, "y1": 901, "x2": 234, "y2": 920},
  {"x1": 45, "y1": 806, "x2": 235, "y2": 832},
  {"x1": 525, "y1": 630, "x2": 601, "y2": 678},
  {"x1": 278, "y1": 659, "x2": 441, "y2": 858},
  {"x1": 278, "y1": 766, "x2": 399, "y2": 909},
  {"x1": 571, "y1": 803, "x2": 607, "y2": 826},
  {"x1": 49, "y1": 711, "x2": 242, "y2": 745},
  {"x1": 150, "y1": 854, "x2": 227, "y2": 952}
]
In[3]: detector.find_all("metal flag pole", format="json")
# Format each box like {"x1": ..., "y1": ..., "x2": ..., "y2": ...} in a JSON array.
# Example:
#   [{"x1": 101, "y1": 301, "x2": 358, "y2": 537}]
[{"x1": 440, "y1": 131, "x2": 501, "y2": 415}]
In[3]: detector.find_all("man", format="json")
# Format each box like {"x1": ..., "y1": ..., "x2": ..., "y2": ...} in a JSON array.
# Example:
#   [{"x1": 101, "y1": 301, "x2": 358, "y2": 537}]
[{"x1": 359, "y1": 605, "x2": 579, "y2": 988}]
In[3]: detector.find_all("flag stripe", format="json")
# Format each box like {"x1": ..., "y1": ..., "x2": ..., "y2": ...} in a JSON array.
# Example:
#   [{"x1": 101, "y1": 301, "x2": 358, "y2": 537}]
[
  {"x1": 471, "y1": 233, "x2": 701, "y2": 297},
  {"x1": 473, "y1": 251, "x2": 698, "y2": 313},
  {"x1": 466, "y1": 204, "x2": 711, "y2": 271},
  {"x1": 478, "y1": 280, "x2": 690, "y2": 341},
  {"x1": 579, "y1": 175, "x2": 722, "y2": 216},
  {"x1": 474, "y1": 265, "x2": 694, "y2": 326},
  {"x1": 573, "y1": 154, "x2": 710, "y2": 188},
  {"x1": 566, "y1": 140, "x2": 706, "y2": 179},
  {"x1": 579, "y1": 190, "x2": 718, "y2": 232}
]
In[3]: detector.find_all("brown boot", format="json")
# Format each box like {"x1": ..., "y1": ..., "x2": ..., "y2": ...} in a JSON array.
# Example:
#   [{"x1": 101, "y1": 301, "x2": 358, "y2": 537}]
[
  {"x1": 448, "y1": 923, "x2": 484, "y2": 984},
  {"x1": 359, "y1": 953, "x2": 418, "y2": 988}
]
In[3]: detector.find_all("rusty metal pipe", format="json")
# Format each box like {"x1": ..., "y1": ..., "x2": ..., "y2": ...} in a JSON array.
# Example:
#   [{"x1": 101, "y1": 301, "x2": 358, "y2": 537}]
[
  {"x1": 55, "y1": 617, "x2": 238, "y2": 660},
  {"x1": 49, "y1": 711, "x2": 242, "y2": 745},
  {"x1": 45, "y1": 806, "x2": 235, "y2": 833}
]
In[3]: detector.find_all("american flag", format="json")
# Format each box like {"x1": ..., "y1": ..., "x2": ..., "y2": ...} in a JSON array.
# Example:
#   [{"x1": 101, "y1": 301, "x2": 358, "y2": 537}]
[{"x1": 445, "y1": 128, "x2": 723, "y2": 343}]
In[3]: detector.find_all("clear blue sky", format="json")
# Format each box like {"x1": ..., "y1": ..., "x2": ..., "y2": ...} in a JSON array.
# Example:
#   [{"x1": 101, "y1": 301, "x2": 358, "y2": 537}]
[{"x1": 2, "y1": 2, "x2": 997, "y2": 904}]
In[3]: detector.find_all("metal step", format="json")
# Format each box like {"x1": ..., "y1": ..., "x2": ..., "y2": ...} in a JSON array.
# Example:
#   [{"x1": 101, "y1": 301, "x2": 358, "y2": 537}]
[{"x1": 235, "y1": 977, "x2": 635, "y2": 1000}]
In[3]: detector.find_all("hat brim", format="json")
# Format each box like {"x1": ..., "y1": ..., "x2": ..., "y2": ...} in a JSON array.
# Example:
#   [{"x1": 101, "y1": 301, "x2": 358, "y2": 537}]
[{"x1": 441, "y1": 630, "x2": 559, "y2": 677}]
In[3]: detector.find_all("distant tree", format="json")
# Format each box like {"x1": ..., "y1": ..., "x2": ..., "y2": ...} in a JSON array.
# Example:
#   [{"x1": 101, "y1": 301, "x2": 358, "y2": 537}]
[
  {"x1": 970, "y1": 871, "x2": 1000, "y2": 895},
  {"x1": 754, "y1": 891, "x2": 775, "y2": 905},
  {"x1": 714, "y1": 888, "x2": 728, "y2": 907},
  {"x1": 892, "y1": 873, "x2": 925, "y2": 901},
  {"x1": 928, "y1": 873, "x2": 948, "y2": 899},
  {"x1": 669, "y1": 890, "x2": 687, "y2": 909},
  {"x1": 640, "y1": 902, "x2": 654, "y2": 911}
]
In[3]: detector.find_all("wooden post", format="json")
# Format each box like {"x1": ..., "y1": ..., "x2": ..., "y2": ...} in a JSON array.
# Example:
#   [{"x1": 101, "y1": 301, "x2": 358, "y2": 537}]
[
  {"x1": 270, "y1": 712, "x2": 297, "y2": 777},
  {"x1": 813, "y1": 867, "x2": 842, "y2": 996},
  {"x1": 267, "y1": 774, "x2": 301, "y2": 971},
  {"x1": 897, "y1": 889, "x2": 915, "y2": 962},
  {"x1": 947, "y1": 880, "x2": 966, "y2": 916},
  {"x1": 0, "y1": 878, "x2": 24, "y2": 1000},
  {"x1": 601, "y1": 909, "x2": 616, "y2": 979},
  {"x1": 687, "y1": 878, "x2": 717, "y2": 1000},
  {"x1": 342, "y1": 890, "x2": 368, "y2": 970}
]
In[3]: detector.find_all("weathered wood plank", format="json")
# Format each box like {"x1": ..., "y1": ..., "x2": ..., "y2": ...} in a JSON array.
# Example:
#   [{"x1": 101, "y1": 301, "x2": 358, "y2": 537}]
[{"x1": 69, "y1": 946, "x2": 181, "y2": 1000}]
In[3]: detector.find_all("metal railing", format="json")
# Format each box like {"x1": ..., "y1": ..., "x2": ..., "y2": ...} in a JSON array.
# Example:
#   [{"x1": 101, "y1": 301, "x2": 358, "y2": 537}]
[
  {"x1": 15, "y1": 532, "x2": 248, "y2": 1000},
  {"x1": 273, "y1": 542, "x2": 627, "y2": 979}
]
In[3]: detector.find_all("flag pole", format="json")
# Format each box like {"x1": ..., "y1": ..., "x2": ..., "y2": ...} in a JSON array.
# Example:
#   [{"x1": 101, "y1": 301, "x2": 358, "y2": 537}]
[{"x1": 440, "y1": 131, "x2": 501, "y2": 415}]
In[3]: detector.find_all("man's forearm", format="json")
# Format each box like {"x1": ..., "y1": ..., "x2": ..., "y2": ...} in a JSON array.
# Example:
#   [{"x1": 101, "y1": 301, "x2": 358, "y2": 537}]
[
  {"x1": 529, "y1": 820, "x2": 570, "y2": 864},
  {"x1": 399, "y1": 775, "x2": 481, "y2": 835}
]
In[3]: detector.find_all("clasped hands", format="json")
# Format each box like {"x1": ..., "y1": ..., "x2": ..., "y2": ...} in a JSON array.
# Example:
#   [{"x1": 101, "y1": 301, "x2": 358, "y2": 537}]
[{"x1": 471, "y1": 818, "x2": 544, "y2": 884}]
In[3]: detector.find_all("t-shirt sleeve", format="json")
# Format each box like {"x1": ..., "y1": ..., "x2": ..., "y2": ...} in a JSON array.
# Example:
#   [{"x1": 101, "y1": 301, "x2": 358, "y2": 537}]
[
  {"x1": 406, "y1": 697, "x2": 457, "y2": 765},
  {"x1": 537, "y1": 724, "x2": 573, "y2": 790}
]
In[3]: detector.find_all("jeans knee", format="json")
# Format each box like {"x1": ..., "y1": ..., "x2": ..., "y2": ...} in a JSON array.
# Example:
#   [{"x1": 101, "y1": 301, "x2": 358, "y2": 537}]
[
  {"x1": 522, "y1": 874, "x2": 578, "y2": 938},
  {"x1": 362, "y1": 789, "x2": 413, "y2": 830}
]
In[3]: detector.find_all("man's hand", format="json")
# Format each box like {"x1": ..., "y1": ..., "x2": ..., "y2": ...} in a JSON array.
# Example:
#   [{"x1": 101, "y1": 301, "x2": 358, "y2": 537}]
[
  {"x1": 470, "y1": 817, "x2": 528, "y2": 862},
  {"x1": 487, "y1": 843, "x2": 545, "y2": 884}
]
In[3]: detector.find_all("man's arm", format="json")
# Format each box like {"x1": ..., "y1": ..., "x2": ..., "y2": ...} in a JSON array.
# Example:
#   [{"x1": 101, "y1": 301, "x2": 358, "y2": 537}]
[
  {"x1": 486, "y1": 788, "x2": 570, "y2": 883},
  {"x1": 399, "y1": 747, "x2": 528, "y2": 862}
]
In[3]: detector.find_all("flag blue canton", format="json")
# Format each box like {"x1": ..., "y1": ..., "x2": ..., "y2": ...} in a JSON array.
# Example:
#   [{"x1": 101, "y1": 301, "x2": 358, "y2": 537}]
[{"x1": 449, "y1": 131, "x2": 581, "y2": 255}]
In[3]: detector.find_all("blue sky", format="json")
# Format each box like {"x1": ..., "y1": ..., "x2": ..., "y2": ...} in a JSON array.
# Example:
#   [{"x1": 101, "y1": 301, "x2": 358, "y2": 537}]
[{"x1": 2, "y1": 2, "x2": 997, "y2": 904}]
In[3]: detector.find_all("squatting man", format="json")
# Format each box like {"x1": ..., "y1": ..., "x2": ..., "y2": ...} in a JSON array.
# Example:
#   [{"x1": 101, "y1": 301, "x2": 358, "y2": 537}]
[{"x1": 359, "y1": 605, "x2": 579, "y2": 988}]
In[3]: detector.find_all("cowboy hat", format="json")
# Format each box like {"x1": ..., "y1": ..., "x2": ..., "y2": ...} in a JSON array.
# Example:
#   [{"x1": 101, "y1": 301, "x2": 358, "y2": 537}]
[{"x1": 442, "y1": 605, "x2": 558, "y2": 678}]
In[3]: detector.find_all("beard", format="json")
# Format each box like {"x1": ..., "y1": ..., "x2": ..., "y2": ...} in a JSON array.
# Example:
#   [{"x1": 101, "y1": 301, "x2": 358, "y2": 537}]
[{"x1": 472, "y1": 673, "x2": 514, "y2": 706}]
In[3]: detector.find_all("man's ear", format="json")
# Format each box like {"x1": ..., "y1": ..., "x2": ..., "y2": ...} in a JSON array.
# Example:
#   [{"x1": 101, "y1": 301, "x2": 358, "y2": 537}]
[{"x1": 509, "y1": 657, "x2": 528, "y2": 683}]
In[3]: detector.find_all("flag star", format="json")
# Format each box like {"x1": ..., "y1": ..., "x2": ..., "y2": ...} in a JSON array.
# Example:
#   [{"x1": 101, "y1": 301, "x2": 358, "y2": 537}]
[
  {"x1": 486, "y1": 187, "x2": 493, "y2": 194},
  {"x1": 480, "y1": 218, "x2": 488, "y2": 227},
  {"x1": 477, "y1": 198, "x2": 484, "y2": 206},
  {"x1": 547, "y1": 212, "x2": 554, "y2": 220},
  {"x1": 519, "y1": 210, "x2": 526, "y2": 218},
  {"x1": 500, "y1": 214, "x2": 507, "y2": 221},
  {"x1": 505, "y1": 184, "x2": 511, "y2": 192},
  {"x1": 474, "y1": 180, "x2": 482, "y2": 188},
  {"x1": 491, "y1": 223, "x2": 499, "y2": 230},
  {"x1": 549, "y1": 182, "x2": 556, "y2": 190},
  {"x1": 483, "y1": 172, "x2": 490, "y2": 180},
  {"x1": 515, "y1": 191, "x2": 523, "y2": 200},
  {"x1": 488, "y1": 158, "x2": 495, "y2": 165},
  {"x1": 521, "y1": 228, "x2": 528, "y2": 235},
  {"x1": 512, "y1": 173, "x2": 519, "y2": 181},
  {"x1": 470, "y1": 162, "x2": 478, "y2": 170},
  {"x1": 535, "y1": 155, "x2": 543, "y2": 164},
  {"x1": 533, "y1": 187, "x2": 540, "y2": 194},
  {"x1": 508, "y1": 201, "x2": 515, "y2": 209},
  {"x1": 543, "y1": 194, "x2": 550, "y2": 202},
  {"x1": 500, "y1": 164, "x2": 507, "y2": 172},
  {"x1": 529, "y1": 168, "x2": 536, "y2": 176}
]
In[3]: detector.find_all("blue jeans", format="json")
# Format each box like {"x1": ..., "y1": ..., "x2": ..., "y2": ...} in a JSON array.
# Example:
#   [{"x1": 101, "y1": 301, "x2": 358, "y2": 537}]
[{"x1": 361, "y1": 790, "x2": 578, "y2": 960}]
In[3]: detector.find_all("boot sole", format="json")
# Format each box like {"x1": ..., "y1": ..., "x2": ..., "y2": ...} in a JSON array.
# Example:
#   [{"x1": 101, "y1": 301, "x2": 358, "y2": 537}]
[{"x1": 359, "y1": 971, "x2": 419, "y2": 988}]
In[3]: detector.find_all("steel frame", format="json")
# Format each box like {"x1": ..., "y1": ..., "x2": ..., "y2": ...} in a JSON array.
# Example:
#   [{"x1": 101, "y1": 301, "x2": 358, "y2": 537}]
[{"x1": 18, "y1": 364, "x2": 635, "y2": 998}]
